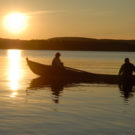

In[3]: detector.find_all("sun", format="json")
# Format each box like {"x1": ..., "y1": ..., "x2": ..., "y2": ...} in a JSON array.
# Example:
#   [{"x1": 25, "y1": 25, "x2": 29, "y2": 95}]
[{"x1": 3, "y1": 12, "x2": 28, "y2": 34}]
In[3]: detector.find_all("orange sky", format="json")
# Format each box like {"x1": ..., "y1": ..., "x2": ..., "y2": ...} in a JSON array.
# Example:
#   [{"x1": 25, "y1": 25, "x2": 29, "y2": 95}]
[{"x1": 0, "y1": 0, "x2": 135, "y2": 40}]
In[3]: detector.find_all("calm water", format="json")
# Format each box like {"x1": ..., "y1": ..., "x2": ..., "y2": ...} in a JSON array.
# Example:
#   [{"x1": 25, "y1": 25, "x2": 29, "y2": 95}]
[{"x1": 0, "y1": 49, "x2": 135, "y2": 135}]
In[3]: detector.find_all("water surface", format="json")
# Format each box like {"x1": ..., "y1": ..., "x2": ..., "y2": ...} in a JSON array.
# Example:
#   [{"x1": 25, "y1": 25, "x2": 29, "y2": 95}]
[{"x1": 0, "y1": 50, "x2": 135, "y2": 135}]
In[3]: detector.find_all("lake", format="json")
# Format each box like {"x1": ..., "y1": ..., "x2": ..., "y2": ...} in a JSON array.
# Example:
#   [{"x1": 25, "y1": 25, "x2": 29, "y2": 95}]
[{"x1": 0, "y1": 49, "x2": 135, "y2": 135}]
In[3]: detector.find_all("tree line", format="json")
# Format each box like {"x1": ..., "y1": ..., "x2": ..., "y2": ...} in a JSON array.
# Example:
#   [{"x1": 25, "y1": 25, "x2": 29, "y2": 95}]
[{"x1": 0, "y1": 37, "x2": 135, "y2": 51}]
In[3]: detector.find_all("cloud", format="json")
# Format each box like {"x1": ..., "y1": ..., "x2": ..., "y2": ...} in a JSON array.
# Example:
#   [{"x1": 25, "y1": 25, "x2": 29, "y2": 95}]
[{"x1": 26, "y1": 10, "x2": 64, "y2": 16}]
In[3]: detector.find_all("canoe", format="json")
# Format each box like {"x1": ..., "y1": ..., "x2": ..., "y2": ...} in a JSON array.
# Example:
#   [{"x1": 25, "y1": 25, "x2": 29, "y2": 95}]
[{"x1": 26, "y1": 58, "x2": 135, "y2": 84}]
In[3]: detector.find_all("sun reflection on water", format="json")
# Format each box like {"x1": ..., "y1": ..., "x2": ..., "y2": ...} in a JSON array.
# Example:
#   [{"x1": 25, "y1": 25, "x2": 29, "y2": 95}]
[{"x1": 8, "y1": 50, "x2": 22, "y2": 97}]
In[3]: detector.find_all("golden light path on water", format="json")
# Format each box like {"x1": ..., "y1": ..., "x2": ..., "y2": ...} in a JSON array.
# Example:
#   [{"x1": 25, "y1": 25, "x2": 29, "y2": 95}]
[{"x1": 7, "y1": 50, "x2": 22, "y2": 98}]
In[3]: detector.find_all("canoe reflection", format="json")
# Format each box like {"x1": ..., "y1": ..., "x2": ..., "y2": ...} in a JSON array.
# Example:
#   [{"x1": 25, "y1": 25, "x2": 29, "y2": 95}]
[
  {"x1": 27, "y1": 77, "x2": 135, "y2": 103},
  {"x1": 27, "y1": 77, "x2": 82, "y2": 103},
  {"x1": 119, "y1": 83, "x2": 135, "y2": 101}
]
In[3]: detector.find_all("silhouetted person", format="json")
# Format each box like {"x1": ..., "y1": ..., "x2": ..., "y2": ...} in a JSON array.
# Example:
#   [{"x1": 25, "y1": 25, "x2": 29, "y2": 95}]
[
  {"x1": 52, "y1": 52, "x2": 63, "y2": 68},
  {"x1": 119, "y1": 58, "x2": 135, "y2": 85}
]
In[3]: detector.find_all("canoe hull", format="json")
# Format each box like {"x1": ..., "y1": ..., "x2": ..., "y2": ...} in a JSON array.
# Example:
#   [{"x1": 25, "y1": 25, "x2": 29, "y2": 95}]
[{"x1": 26, "y1": 58, "x2": 135, "y2": 84}]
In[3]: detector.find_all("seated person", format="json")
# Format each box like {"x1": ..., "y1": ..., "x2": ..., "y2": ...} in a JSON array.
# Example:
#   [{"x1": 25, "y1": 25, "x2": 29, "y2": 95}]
[{"x1": 52, "y1": 52, "x2": 63, "y2": 68}]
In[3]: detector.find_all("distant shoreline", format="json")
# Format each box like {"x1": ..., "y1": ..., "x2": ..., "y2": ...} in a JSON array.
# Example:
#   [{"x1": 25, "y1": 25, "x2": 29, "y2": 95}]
[{"x1": 0, "y1": 37, "x2": 135, "y2": 52}]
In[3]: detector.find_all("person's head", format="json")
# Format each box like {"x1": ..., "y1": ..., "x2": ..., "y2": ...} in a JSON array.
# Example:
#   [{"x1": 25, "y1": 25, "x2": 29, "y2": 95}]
[
  {"x1": 125, "y1": 58, "x2": 130, "y2": 63},
  {"x1": 55, "y1": 52, "x2": 61, "y2": 57}
]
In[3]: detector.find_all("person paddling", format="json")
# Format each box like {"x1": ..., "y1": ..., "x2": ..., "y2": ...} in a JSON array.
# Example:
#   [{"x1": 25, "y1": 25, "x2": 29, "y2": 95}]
[{"x1": 52, "y1": 52, "x2": 63, "y2": 68}]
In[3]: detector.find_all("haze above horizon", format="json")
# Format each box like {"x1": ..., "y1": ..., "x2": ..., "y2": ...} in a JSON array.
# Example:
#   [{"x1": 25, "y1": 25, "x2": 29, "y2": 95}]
[{"x1": 0, "y1": 0, "x2": 135, "y2": 40}]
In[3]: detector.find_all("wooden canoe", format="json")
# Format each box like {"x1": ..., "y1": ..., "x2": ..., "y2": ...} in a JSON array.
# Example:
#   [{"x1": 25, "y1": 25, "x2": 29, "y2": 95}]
[{"x1": 26, "y1": 58, "x2": 135, "y2": 84}]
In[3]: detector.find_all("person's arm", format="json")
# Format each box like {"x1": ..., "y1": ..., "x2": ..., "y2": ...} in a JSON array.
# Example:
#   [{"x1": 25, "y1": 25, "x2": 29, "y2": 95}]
[
  {"x1": 118, "y1": 65, "x2": 123, "y2": 75},
  {"x1": 52, "y1": 58, "x2": 55, "y2": 66},
  {"x1": 133, "y1": 64, "x2": 135, "y2": 72}
]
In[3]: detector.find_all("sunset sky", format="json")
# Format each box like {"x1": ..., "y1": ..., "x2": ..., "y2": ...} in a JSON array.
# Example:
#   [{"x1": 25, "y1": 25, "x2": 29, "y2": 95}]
[{"x1": 0, "y1": 0, "x2": 135, "y2": 40}]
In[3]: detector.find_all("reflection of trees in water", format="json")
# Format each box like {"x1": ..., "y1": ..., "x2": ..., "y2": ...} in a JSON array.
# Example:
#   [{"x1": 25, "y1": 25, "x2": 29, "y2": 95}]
[
  {"x1": 27, "y1": 77, "x2": 77, "y2": 104},
  {"x1": 119, "y1": 83, "x2": 135, "y2": 102}
]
